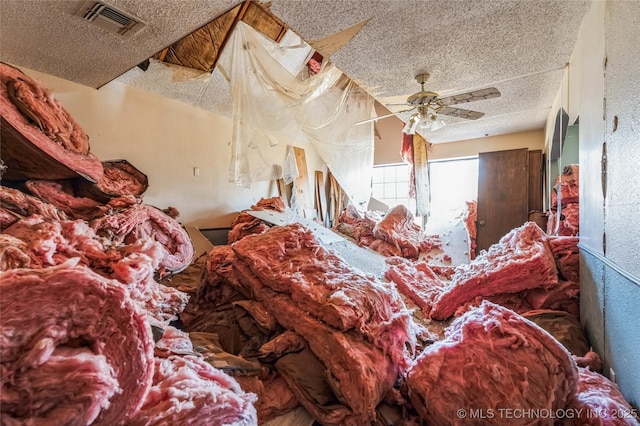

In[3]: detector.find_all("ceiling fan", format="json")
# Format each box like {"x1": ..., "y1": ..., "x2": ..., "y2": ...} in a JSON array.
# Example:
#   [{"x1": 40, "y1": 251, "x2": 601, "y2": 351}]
[{"x1": 358, "y1": 73, "x2": 501, "y2": 134}]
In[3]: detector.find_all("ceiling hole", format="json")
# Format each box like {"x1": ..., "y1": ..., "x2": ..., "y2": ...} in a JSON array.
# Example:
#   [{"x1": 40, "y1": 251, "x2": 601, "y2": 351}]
[{"x1": 613, "y1": 115, "x2": 618, "y2": 132}]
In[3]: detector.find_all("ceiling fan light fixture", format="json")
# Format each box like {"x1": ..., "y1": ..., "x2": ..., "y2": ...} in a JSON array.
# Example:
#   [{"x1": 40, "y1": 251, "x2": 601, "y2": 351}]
[
  {"x1": 384, "y1": 72, "x2": 500, "y2": 132},
  {"x1": 402, "y1": 115, "x2": 420, "y2": 134},
  {"x1": 404, "y1": 112, "x2": 445, "y2": 134},
  {"x1": 428, "y1": 114, "x2": 446, "y2": 131}
]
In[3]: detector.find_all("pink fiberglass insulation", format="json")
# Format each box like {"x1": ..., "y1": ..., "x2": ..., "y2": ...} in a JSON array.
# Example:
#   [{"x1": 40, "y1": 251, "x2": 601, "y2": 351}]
[
  {"x1": 368, "y1": 238, "x2": 403, "y2": 257},
  {"x1": 232, "y1": 223, "x2": 417, "y2": 368},
  {"x1": 234, "y1": 261, "x2": 398, "y2": 425},
  {"x1": 4, "y1": 216, "x2": 188, "y2": 323},
  {"x1": 552, "y1": 164, "x2": 580, "y2": 208},
  {"x1": 129, "y1": 355, "x2": 258, "y2": 426},
  {"x1": 227, "y1": 211, "x2": 273, "y2": 244},
  {"x1": 406, "y1": 301, "x2": 579, "y2": 425},
  {"x1": 0, "y1": 262, "x2": 154, "y2": 425},
  {"x1": 197, "y1": 245, "x2": 248, "y2": 304},
  {"x1": 373, "y1": 204, "x2": 423, "y2": 260},
  {"x1": 1, "y1": 185, "x2": 68, "y2": 227},
  {"x1": 234, "y1": 374, "x2": 299, "y2": 424},
  {"x1": 110, "y1": 241, "x2": 189, "y2": 324},
  {"x1": 565, "y1": 368, "x2": 640, "y2": 425},
  {"x1": 259, "y1": 330, "x2": 307, "y2": 358},
  {"x1": 232, "y1": 300, "x2": 278, "y2": 331},
  {"x1": 227, "y1": 197, "x2": 286, "y2": 244},
  {"x1": 130, "y1": 327, "x2": 257, "y2": 426},
  {"x1": 90, "y1": 203, "x2": 194, "y2": 277},
  {"x1": 548, "y1": 235, "x2": 580, "y2": 282},
  {"x1": 0, "y1": 63, "x2": 103, "y2": 182},
  {"x1": 0, "y1": 233, "x2": 31, "y2": 270},
  {"x1": 3, "y1": 215, "x2": 119, "y2": 269},
  {"x1": 548, "y1": 205, "x2": 580, "y2": 237},
  {"x1": 385, "y1": 256, "x2": 446, "y2": 314},
  {"x1": 0, "y1": 207, "x2": 18, "y2": 229},
  {"x1": 431, "y1": 221, "x2": 558, "y2": 320},
  {"x1": 450, "y1": 279, "x2": 580, "y2": 320},
  {"x1": 75, "y1": 159, "x2": 149, "y2": 203},
  {"x1": 24, "y1": 179, "x2": 114, "y2": 220},
  {"x1": 463, "y1": 200, "x2": 478, "y2": 259},
  {"x1": 562, "y1": 203, "x2": 580, "y2": 235},
  {"x1": 334, "y1": 203, "x2": 377, "y2": 244},
  {"x1": 250, "y1": 196, "x2": 286, "y2": 212}
]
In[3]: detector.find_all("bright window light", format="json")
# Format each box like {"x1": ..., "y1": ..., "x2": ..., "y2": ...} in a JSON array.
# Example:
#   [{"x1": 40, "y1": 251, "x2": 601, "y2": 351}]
[
  {"x1": 372, "y1": 157, "x2": 478, "y2": 226},
  {"x1": 429, "y1": 157, "x2": 478, "y2": 218}
]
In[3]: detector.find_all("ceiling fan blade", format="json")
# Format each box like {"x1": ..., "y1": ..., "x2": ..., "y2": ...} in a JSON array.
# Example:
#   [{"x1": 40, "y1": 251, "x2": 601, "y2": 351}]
[
  {"x1": 438, "y1": 107, "x2": 485, "y2": 120},
  {"x1": 439, "y1": 87, "x2": 501, "y2": 106},
  {"x1": 355, "y1": 108, "x2": 415, "y2": 125}
]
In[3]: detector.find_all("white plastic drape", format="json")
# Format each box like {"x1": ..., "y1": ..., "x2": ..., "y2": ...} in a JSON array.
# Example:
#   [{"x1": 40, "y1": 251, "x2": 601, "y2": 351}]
[{"x1": 217, "y1": 21, "x2": 375, "y2": 208}]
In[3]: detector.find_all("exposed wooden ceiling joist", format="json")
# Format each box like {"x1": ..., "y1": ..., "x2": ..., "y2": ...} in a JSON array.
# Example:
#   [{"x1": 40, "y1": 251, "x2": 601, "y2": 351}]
[{"x1": 154, "y1": 0, "x2": 289, "y2": 73}]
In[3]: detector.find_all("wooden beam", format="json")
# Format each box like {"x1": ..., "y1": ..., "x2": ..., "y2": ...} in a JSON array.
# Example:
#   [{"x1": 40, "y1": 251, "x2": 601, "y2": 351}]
[
  {"x1": 315, "y1": 170, "x2": 328, "y2": 225},
  {"x1": 237, "y1": 0, "x2": 251, "y2": 20},
  {"x1": 292, "y1": 146, "x2": 311, "y2": 215},
  {"x1": 329, "y1": 172, "x2": 345, "y2": 227},
  {"x1": 157, "y1": 48, "x2": 169, "y2": 62},
  {"x1": 241, "y1": 1, "x2": 286, "y2": 41}
]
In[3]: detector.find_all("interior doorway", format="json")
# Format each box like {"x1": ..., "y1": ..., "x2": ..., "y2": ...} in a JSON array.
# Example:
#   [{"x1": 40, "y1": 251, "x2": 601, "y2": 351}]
[{"x1": 476, "y1": 148, "x2": 530, "y2": 251}]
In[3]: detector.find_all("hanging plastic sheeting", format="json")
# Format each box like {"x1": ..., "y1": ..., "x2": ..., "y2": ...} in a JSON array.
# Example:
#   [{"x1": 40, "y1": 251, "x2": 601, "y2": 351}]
[
  {"x1": 297, "y1": 74, "x2": 375, "y2": 210},
  {"x1": 217, "y1": 21, "x2": 375, "y2": 208}
]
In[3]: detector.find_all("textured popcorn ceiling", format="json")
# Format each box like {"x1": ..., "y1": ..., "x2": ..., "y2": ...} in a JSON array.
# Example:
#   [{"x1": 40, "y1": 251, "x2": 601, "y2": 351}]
[{"x1": 0, "y1": 0, "x2": 592, "y2": 143}]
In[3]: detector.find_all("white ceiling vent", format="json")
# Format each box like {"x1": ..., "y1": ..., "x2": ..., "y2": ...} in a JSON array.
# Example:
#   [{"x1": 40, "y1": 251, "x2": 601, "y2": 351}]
[{"x1": 76, "y1": 1, "x2": 146, "y2": 37}]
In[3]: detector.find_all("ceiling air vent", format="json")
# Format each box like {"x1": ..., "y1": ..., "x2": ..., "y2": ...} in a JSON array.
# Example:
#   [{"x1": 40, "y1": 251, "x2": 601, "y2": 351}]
[{"x1": 76, "y1": 1, "x2": 146, "y2": 37}]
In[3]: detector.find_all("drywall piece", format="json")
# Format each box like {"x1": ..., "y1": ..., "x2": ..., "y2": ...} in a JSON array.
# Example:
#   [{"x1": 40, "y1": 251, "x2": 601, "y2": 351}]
[
  {"x1": 247, "y1": 210, "x2": 342, "y2": 245},
  {"x1": 184, "y1": 225, "x2": 214, "y2": 259},
  {"x1": 309, "y1": 18, "x2": 370, "y2": 57},
  {"x1": 247, "y1": 209, "x2": 388, "y2": 279},
  {"x1": 292, "y1": 146, "x2": 311, "y2": 214}
]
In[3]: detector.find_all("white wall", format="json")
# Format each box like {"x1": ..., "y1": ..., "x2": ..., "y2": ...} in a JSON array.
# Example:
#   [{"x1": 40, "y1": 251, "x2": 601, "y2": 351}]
[
  {"x1": 17, "y1": 67, "x2": 328, "y2": 229},
  {"x1": 565, "y1": 0, "x2": 607, "y2": 254},
  {"x1": 548, "y1": 0, "x2": 640, "y2": 405},
  {"x1": 603, "y1": 1, "x2": 640, "y2": 273}
]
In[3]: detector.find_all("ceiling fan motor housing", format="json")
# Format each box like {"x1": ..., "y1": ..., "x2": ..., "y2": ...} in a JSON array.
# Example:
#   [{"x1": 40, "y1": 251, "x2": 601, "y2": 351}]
[{"x1": 407, "y1": 91, "x2": 440, "y2": 106}]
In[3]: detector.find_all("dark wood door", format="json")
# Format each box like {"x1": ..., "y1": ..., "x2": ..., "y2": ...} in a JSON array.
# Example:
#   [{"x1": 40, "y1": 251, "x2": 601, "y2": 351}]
[
  {"x1": 477, "y1": 148, "x2": 529, "y2": 251},
  {"x1": 528, "y1": 150, "x2": 543, "y2": 212}
]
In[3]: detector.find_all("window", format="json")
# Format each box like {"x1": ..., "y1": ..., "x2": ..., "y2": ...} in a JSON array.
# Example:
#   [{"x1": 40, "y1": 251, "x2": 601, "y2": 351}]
[
  {"x1": 429, "y1": 157, "x2": 478, "y2": 219},
  {"x1": 372, "y1": 157, "x2": 478, "y2": 223},
  {"x1": 371, "y1": 163, "x2": 416, "y2": 214}
]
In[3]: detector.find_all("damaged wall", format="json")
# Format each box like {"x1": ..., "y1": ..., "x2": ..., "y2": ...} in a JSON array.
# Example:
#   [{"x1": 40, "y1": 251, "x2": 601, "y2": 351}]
[
  {"x1": 551, "y1": 0, "x2": 640, "y2": 406},
  {"x1": 17, "y1": 67, "x2": 328, "y2": 229}
]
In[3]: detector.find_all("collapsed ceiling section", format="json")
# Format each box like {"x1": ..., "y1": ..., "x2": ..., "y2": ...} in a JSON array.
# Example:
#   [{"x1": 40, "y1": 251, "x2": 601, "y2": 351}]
[
  {"x1": 116, "y1": 0, "x2": 334, "y2": 120},
  {"x1": 153, "y1": 1, "x2": 288, "y2": 73},
  {"x1": 0, "y1": 0, "x2": 593, "y2": 144},
  {"x1": 120, "y1": 1, "x2": 376, "y2": 202}
]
